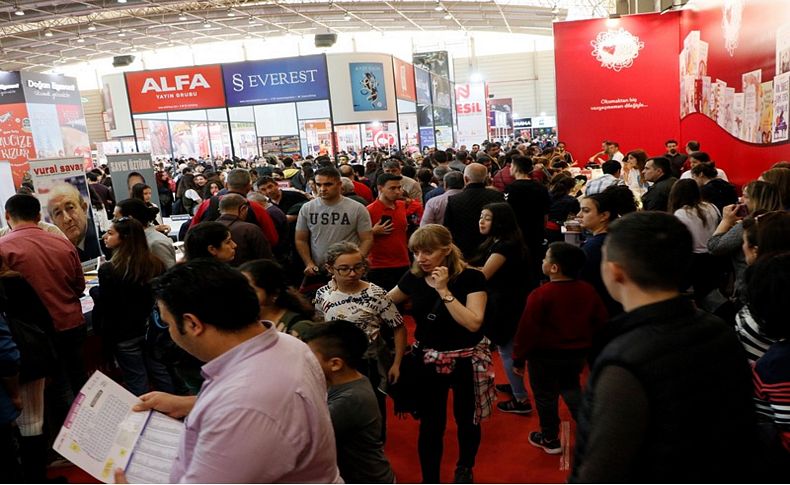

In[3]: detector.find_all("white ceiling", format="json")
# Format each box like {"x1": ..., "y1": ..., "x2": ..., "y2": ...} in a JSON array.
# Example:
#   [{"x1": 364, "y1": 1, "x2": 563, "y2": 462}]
[{"x1": 0, "y1": 0, "x2": 615, "y2": 72}]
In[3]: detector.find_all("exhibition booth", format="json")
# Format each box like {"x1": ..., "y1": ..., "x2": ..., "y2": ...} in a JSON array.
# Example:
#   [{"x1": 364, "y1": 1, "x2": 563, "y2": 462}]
[
  {"x1": 102, "y1": 52, "x2": 459, "y2": 161},
  {"x1": 554, "y1": 0, "x2": 790, "y2": 186}
]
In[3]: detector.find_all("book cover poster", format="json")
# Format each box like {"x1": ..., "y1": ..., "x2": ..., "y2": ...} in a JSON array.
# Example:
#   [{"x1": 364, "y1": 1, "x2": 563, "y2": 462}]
[
  {"x1": 683, "y1": 75, "x2": 697, "y2": 115},
  {"x1": 682, "y1": 30, "x2": 700, "y2": 78},
  {"x1": 349, "y1": 62, "x2": 388, "y2": 112},
  {"x1": 742, "y1": 70, "x2": 762, "y2": 143},
  {"x1": 776, "y1": 24, "x2": 790, "y2": 76},
  {"x1": 714, "y1": 79, "x2": 728, "y2": 127},
  {"x1": 759, "y1": 81, "x2": 774, "y2": 143},
  {"x1": 697, "y1": 41, "x2": 709, "y2": 78},
  {"x1": 723, "y1": 87, "x2": 735, "y2": 135},
  {"x1": 702, "y1": 77, "x2": 712, "y2": 116},
  {"x1": 27, "y1": 103, "x2": 64, "y2": 159},
  {"x1": 772, "y1": 72, "x2": 789, "y2": 142},
  {"x1": 733, "y1": 93, "x2": 745, "y2": 140}
]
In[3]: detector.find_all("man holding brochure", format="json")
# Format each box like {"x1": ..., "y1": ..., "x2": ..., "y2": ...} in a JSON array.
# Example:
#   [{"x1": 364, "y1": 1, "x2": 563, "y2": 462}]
[{"x1": 114, "y1": 260, "x2": 341, "y2": 483}]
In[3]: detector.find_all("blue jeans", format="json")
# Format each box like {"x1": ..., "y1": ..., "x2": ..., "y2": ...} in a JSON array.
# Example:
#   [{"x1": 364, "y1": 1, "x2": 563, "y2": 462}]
[
  {"x1": 115, "y1": 336, "x2": 175, "y2": 396},
  {"x1": 497, "y1": 339, "x2": 529, "y2": 402}
]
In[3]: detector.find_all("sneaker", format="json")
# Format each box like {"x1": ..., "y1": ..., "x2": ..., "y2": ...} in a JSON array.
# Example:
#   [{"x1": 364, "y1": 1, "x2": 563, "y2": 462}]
[
  {"x1": 496, "y1": 399, "x2": 533, "y2": 414},
  {"x1": 495, "y1": 383, "x2": 513, "y2": 394},
  {"x1": 528, "y1": 431, "x2": 562, "y2": 455},
  {"x1": 453, "y1": 466, "x2": 474, "y2": 484}
]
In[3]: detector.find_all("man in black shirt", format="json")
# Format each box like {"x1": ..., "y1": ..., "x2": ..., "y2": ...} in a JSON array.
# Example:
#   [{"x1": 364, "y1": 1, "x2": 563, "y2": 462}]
[
  {"x1": 663, "y1": 139, "x2": 687, "y2": 178},
  {"x1": 570, "y1": 212, "x2": 759, "y2": 483},
  {"x1": 443, "y1": 163, "x2": 504, "y2": 259},
  {"x1": 256, "y1": 176, "x2": 309, "y2": 222},
  {"x1": 504, "y1": 155, "x2": 550, "y2": 266},
  {"x1": 640, "y1": 157, "x2": 677, "y2": 212}
]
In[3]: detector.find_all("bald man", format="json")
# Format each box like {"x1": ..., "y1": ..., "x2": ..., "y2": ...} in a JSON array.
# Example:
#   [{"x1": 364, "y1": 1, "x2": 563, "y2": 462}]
[
  {"x1": 215, "y1": 194, "x2": 272, "y2": 266},
  {"x1": 46, "y1": 183, "x2": 102, "y2": 262},
  {"x1": 443, "y1": 162, "x2": 504, "y2": 258}
]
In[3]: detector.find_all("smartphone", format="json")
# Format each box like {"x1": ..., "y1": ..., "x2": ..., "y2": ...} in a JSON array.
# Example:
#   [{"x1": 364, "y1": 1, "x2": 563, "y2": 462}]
[
  {"x1": 735, "y1": 204, "x2": 749, "y2": 217},
  {"x1": 380, "y1": 215, "x2": 393, "y2": 225}
]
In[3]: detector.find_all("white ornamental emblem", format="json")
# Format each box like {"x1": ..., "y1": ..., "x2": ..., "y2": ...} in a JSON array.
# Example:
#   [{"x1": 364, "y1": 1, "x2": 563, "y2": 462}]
[
  {"x1": 590, "y1": 28, "x2": 645, "y2": 72},
  {"x1": 721, "y1": 0, "x2": 744, "y2": 57}
]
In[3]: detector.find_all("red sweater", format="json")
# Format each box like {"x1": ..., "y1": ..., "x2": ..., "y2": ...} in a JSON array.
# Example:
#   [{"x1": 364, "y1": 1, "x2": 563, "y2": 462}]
[{"x1": 512, "y1": 279, "x2": 607, "y2": 363}]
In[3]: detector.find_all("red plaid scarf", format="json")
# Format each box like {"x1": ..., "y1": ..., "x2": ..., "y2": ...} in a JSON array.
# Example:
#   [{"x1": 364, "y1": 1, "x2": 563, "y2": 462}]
[{"x1": 422, "y1": 339, "x2": 495, "y2": 425}]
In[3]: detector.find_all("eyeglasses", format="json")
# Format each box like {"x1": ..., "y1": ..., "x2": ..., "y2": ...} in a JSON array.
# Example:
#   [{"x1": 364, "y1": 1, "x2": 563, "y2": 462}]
[{"x1": 333, "y1": 263, "x2": 366, "y2": 276}]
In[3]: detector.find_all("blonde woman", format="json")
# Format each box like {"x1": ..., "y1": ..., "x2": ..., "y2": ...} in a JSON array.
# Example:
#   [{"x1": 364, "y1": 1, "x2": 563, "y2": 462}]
[{"x1": 388, "y1": 224, "x2": 492, "y2": 484}]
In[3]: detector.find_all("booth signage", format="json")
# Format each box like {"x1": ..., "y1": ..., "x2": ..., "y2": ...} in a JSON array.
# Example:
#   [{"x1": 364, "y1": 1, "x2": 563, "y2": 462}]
[
  {"x1": 126, "y1": 65, "x2": 226, "y2": 114},
  {"x1": 393, "y1": 57, "x2": 417, "y2": 101},
  {"x1": 223, "y1": 54, "x2": 329, "y2": 106},
  {"x1": 0, "y1": 71, "x2": 25, "y2": 105},
  {"x1": 513, "y1": 117, "x2": 533, "y2": 129},
  {"x1": 20, "y1": 72, "x2": 81, "y2": 105}
]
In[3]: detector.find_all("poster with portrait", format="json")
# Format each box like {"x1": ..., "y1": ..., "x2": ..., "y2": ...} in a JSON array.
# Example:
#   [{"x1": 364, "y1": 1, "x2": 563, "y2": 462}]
[
  {"x1": 349, "y1": 62, "x2": 388, "y2": 112},
  {"x1": 28, "y1": 158, "x2": 102, "y2": 262},
  {"x1": 105, "y1": 153, "x2": 161, "y2": 210}
]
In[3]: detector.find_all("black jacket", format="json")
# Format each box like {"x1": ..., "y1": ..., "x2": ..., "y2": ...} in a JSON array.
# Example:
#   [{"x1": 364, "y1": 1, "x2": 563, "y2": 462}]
[
  {"x1": 641, "y1": 176, "x2": 677, "y2": 212},
  {"x1": 443, "y1": 183, "x2": 504, "y2": 259},
  {"x1": 572, "y1": 297, "x2": 759, "y2": 482}
]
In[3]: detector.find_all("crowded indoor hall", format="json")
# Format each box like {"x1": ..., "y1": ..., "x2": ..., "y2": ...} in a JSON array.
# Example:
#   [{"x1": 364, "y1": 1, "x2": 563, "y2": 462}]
[{"x1": 0, "y1": 0, "x2": 788, "y2": 483}]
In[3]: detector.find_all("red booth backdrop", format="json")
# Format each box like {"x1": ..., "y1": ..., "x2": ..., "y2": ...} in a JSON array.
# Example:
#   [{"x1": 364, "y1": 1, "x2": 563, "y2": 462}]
[{"x1": 555, "y1": 0, "x2": 790, "y2": 186}]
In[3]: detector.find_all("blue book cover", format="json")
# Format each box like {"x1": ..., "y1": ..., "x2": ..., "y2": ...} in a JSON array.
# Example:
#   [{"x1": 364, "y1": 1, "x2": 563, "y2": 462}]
[{"x1": 350, "y1": 62, "x2": 388, "y2": 112}]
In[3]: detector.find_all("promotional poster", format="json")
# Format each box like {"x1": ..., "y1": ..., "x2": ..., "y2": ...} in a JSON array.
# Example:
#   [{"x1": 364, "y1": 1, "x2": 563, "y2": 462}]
[
  {"x1": 28, "y1": 158, "x2": 102, "y2": 262},
  {"x1": 105, "y1": 153, "x2": 162, "y2": 211},
  {"x1": 350, "y1": 62, "x2": 388, "y2": 112},
  {"x1": 125, "y1": 65, "x2": 226, "y2": 114},
  {"x1": 223, "y1": 54, "x2": 329, "y2": 106},
  {"x1": 393, "y1": 57, "x2": 417, "y2": 102},
  {"x1": 455, "y1": 82, "x2": 488, "y2": 147}
]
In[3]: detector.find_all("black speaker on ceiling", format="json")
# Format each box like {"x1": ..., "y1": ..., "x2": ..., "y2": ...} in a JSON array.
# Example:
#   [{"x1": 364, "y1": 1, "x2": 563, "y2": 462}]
[
  {"x1": 314, "y1": 33, "x2": 337, "y2": 48},
  {"x1": 112, "y1": 55, "x2": 135, "y2": 67}
]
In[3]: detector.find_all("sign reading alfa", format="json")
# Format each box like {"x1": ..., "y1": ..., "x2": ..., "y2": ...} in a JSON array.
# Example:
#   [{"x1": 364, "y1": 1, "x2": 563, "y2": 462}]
[
  {"x1": 125, "y1": 65, "x2": 225, "y2": 114},
  {"x1": 222, "y1": 54, "x2": 329, "y2": 106}
]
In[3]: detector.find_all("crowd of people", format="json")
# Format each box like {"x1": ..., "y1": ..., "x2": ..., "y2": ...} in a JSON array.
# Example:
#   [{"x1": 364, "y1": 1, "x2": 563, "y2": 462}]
[{"x1": 0, "y1": 136, "x2": 788, "y2": 483}]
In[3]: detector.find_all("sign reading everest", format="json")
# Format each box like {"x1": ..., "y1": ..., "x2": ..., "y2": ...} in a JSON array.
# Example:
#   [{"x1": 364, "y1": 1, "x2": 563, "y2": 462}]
[
  {"x1": 222, "y1": 54, "x2": 329, "y2": 107},
  {"x1": 125, "y1": 65, "x2": 225, "y2": 114}
]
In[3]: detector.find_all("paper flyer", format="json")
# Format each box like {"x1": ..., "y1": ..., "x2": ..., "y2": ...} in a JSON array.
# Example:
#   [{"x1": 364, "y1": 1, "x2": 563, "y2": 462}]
[
  {"x1": 349, "y1": 62, "x2": 388, "y2": 112},
  {"x1": 53, "y1": 371, "x2": 182, "y2": 484},
  {"x1": 733, "y1": 93, "x2": 745, "y2": 140},
  {"x1": 742, "y1": 70, "x2": 762, "y2": 143},
  {"x1": 772, "y1": 72, "x2": 789, "y2": 142},
  {"x1": 776, "y1": 24, "x2": 790, "y2": 76},
  {"x1": 760, "y1": 81, "x2": 774, "y2": 143}
]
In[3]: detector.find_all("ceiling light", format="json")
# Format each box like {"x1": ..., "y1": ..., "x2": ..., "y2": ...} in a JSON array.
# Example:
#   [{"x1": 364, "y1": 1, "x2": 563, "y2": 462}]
[
  {"x1": 14, "y1": 6, "x2": 24, "y2": 16},
  {"x1": 434, "y1": 2, "x2": 443, "y2": 12},
  {"x1": 178, "y1": 11, "x2": 187, "y2": 21},
  {"x1": 117, "y1": 0, "x2": 127, "y2": 3},
  {"x1": 44, "y1": 29, "x2": 53, "y2": 37},
  {"x1": 344, "y1": 13, "x2": 351, "y2": 21},
  {"x1": 203, "y1": 20, "x2": 211, "y2": 28},
  {"x1": 118, "y1": 31, "x2": 126, "y2": 37},
  {"x1": 444, "y1": 12, "x2": 452, "y2": 20},
  {"x1": 87, "y1": 22, "x2": 97, "y2": 31},
  {"x1": 552, "y1": 5, "x2": 560, "y2": 14},
  {"x1": 248, "y1": 16, "x2": 256, "y2": 24},
  {"x1": 227, "y1": 9, "x2": 235, "y2": 17},
  {"x1": 76, "y1": 35, "x2": 85, "y2": 43}
]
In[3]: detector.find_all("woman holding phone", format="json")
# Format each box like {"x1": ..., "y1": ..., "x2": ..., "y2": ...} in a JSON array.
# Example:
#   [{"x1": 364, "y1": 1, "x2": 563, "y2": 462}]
[
  {"x1": 707, "y1": 181, "x2": 782, "y2": 303},
  {"x1": 388, "y1": 224, "x2": 492, "y2": 484}
]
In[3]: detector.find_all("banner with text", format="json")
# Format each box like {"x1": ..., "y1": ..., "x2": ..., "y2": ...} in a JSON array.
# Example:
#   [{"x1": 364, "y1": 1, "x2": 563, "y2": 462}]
[
  {"x1": 106, "y1": 153, "x2": 162, "y2": 210},
  {"x1": 28, "y1": 158, "x2": 102, "y2": 262},
  {"x1": 393, "y1": 57, "x2": 417, "y2": 102},
  {"x1": 126, "y1": 65, "x2": 226, "y2": 114},
  {"x1": 0, "y1": 71, "x2": 25, "y2": 105},
  {"x1": 554, "y1": 12, "x2": 680, "y2": 167},
  {"x1": 455, "y1": 82, "x2": 488, "y2": 147},
  {"x1": 222, "y1": 54, "x2": 329, "y2": 107}
]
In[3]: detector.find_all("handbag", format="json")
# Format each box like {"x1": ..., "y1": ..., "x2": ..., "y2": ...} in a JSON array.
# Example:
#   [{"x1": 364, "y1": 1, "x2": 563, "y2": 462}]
[
  {"x1": 4, "y1": 312, "x2": 57, "y2": 382},
  {"x1": 388, "y1": 344, "x2": 423, "y2": 419}
]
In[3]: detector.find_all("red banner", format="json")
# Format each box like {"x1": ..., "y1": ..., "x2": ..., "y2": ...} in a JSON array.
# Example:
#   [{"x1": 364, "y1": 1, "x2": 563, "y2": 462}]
[
  {"x1": 126, "y1": 65, "x2": 226, "y2": 114},
  {"x1": 555, "y1": 1, "x2": 790, "y2": 186},
  {"x1": 554, "y1": 12, "x2": 681, "y2": 168},
  {"x1": 0, "y1": 103, "x2": 35, "y2": 186},
  {"x1": 393, "y1": 58, "x2": 416, "y2": 101}
]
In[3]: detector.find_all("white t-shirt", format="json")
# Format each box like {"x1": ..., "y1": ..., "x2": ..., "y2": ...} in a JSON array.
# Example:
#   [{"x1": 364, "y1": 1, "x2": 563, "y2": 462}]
[
  {"x1": 674, "y1": 202, "x2": 721, "y2": 253},
  {"x1": 680, "y1": 168, "x2": 729, "y2": 181}
]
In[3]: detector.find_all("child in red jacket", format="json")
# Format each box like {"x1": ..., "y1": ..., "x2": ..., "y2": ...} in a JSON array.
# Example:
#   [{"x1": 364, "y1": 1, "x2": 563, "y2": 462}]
[{"x1": 513, "y1": 242, "x2": 608, "y2": 455}]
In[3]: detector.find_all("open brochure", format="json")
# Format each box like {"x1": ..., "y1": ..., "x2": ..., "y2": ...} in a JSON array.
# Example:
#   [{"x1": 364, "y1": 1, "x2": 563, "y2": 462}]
[{"x1": 53, "y1": 371, "x2": 183, "y2": 483}]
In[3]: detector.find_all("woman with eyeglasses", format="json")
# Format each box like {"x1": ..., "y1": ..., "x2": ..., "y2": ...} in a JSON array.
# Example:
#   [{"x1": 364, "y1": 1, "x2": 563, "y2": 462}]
[
  {"x1": 313, "y1": 242, "x2": 406, "y2": 440},
  {"x1": 97, "y1": 217, "x2": 172, "y2": 396},
  {"x1": 387, "y1": 224, "x2": 491, "y2": 484}
]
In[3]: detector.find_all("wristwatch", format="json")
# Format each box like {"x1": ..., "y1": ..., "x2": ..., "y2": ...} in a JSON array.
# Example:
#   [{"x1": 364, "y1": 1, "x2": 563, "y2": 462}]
[{"x1": 441, "y1": 294, "x2": 455, "y2": 303}]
